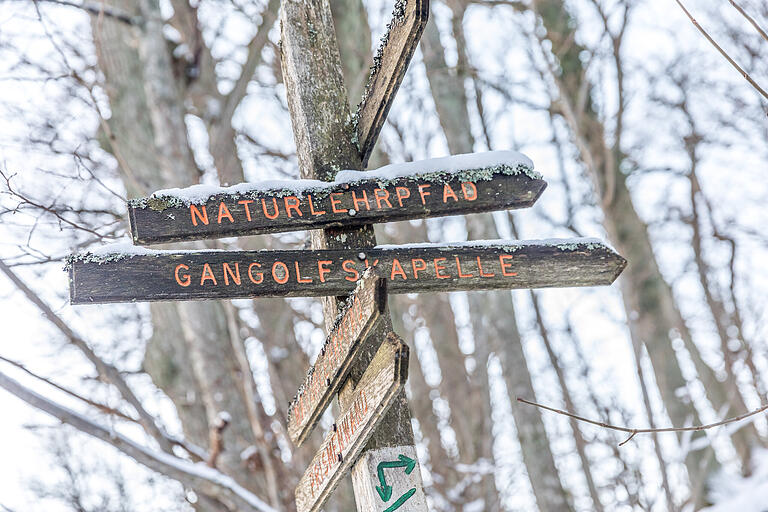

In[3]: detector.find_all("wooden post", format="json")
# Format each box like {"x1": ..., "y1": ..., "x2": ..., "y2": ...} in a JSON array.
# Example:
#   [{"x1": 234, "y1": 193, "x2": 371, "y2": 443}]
[{"x1": 279, "y1": 1, "x2": 428, "y2": 511}]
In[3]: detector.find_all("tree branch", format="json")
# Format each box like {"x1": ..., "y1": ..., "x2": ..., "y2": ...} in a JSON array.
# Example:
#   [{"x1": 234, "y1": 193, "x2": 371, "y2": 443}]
[
  {"x1": 24, "y1": 0, "x2": 138, "y2": 25},
  {"x1": 673, "y1": 0, "x2": 768, "y2": 101},
  {"x1": 0, "y1": 370, "x2": 276, "y2": 512},
  {"x1": 0, "y1": 258, "x2": 185, "y2": 456},
  {"x1": 518, "y1": 397, "x2": 768, "y2": 446}
]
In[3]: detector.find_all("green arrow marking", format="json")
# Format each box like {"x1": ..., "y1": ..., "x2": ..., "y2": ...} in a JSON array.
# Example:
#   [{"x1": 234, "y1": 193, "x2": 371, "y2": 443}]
[
  {"x1": 375, "y1": 454, "x2": 417, "y2": 507},
  {"x1": 383, "y1": 488, "x2": 416, "y2": 512}
]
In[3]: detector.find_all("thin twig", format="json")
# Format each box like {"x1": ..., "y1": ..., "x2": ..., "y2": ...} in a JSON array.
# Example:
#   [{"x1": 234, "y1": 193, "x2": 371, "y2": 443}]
[
  {"x1": 673, "y1": 0, "x2": 768, "y2": 101},
  {"x1": 728, "y1": 0, "x2": 768, "y2": 44},
  {"x1": 23, "y1": 0, "x2": 138, "y2": 25},
  {"x1": 518, "y1": 397, "x2": 768, "y2": 445},
  {"x1": 0, "y1": 355, "x2": 135, "y2": 422},
  {"x1": 0, "y1": 370, "x2": 276, "y2": 512}
]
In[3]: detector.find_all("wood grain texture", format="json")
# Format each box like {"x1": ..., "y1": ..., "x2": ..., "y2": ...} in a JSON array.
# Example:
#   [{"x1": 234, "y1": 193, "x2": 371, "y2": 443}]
[
  {"x1": 287, "y1": 271, "x2": 387, "y2": 446},
  {"x1": 350, "y1": 445, "x2": 428, "y2": 512},
  {"x1": 128, "y1": 171, "x2": 545, "y2": 244},
  {"x1": 355, "y1": 0, "x2": 429, "y2": 165},
  {"x1": 294, "y1": 334, "x2": 409, "y2": 512},
  {"x1": 68, "y1": 240, "x2": 626, "y2": 304}
]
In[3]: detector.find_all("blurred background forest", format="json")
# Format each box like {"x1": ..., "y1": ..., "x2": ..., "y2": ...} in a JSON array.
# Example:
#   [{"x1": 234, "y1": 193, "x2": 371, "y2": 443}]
[{"x1": 0, "y1": 0, "x2": 767, "y2": 511}]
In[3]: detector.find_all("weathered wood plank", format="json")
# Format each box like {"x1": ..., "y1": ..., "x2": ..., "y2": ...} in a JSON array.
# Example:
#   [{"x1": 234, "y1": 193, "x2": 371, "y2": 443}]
[
  {"x1": 355, "y1": 0, "x2": 429, "y2": 165},
  {"x1": 67, "y1": 239, "x2": 626, "y2": 304},
  {"x1": 127, "y1": 160, "x2": 544, "y2": 245},
  {"x1": 288, "y1": 270, "x2": 387, "y2": 446},
  {"x1": 294, "y1": 333, "x2": 409, "y2": 512},
  {"x1": 350, "y1": 445, "x2": 428, "y2": 512}
]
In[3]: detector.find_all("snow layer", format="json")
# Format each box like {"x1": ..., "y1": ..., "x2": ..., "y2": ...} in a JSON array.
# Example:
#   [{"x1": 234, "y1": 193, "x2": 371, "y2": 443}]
[
  {"x1": 704, "y1": 449, "x2": 768, "y2": 512},
  {"x1": 135, "y1": 151, "x2": 537, "y2": 207},
  {"x1": 335, "y1": 150, "x2": 534, "y2": 183}
]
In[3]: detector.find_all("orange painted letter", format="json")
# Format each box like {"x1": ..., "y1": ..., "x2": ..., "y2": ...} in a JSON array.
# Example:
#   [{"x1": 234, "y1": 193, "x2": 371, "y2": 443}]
[
  {"x1": 342, "y1": 260, "x2": 359, "y2": 281},
  {"x1": 330, "y1": 193, "x2": 345, "y2": 213},
  {"x1": 237, "y1": 200, "x2": 254, "y2": 221},
  {"x1": 175, "y1": 264, "x2": 191, "y2": 287},
  {"x1": 190, "y1": 204, "x2": 208, "y2": 226},
  {"x1": 434, "y1": 258, "x2": 449, "y2": 279},
  {"x1": 284, "y1": 196, "x2": 303, "y2": 217},
  {"x1": 217, "y1": 202, "x2": 235, "y2": 224},
  {"x1": 499, "y1": 255, "x2": 518, "y2": 277},
  {"x1": 223, "y1": 262, "x2": 241, "y2": 285},
  {"x1": 262, "y1": 198, "x2": 280, "y2": 220},
  {"x1": 411, "y1": 258, "x2": 427, "y2": 279},
  {"x1": 295, "y1": 261, "x2": 312, "y2": 283},
  {"x1": 390, "y1": 259, "x2": 408, "y2": 280},
  {"x1": 461, "y1": 182, "x2": 478, "y2": 201},
  {"x1": 200, "y1": 263, "x2": 217, "y2": 286},
  {"x1": 318, "y1": 260, "x2": 333, "y2": 283},
  {"x1": 395, "y1": 187, "x2": 410, "y2": 207},
  {"x1": 417, "y1": 184, "x2": 431, "y2": 205},
  {"x1": 272, "y1": 262, "x2": 289, "y2": 284},
  {"x1": 477, "y1": 256, "x2": 495, "y2": 277},
  {"x1": 443, "y1": 184, "x2": 459, "y2": 202},
  {"x1": 374, "y1": 188, "x2": 392, "y2": 209},
  {"x1": 248, "y1": 263, "x2": 263, "y2": 284},
  {"x1": 308, "y1": 194, "x2": 326, "y2": 216},
  {"x1": 456, "y1": 257, "x2": 473, "y2": 278}
]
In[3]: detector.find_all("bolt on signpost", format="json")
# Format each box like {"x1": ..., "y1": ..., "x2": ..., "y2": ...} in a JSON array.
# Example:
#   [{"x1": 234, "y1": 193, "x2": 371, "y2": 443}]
[{"x1": 66, "y1": 1, "x2": 627, "y2": 511}]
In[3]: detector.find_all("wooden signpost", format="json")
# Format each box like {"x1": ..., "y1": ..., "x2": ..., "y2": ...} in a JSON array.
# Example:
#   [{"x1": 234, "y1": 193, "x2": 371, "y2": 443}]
[
  {"x1": 66, "y1": 1, "x2": 629, "y2": 510},
  {"x1": 355, "y1": 0, "x2": 429, "y2": 166},
  {"x1": 288, "y1": 269, "x2": 387, "y2": 446},
  {"x1": 127, "y1": 155, "x2": 544, "y2": 245},
  {"x1": 67, "y1": 239, "x2": 626, "y2": 304},
  {"x1": 294, "y1": 333, "x2": 409, "y2": 512}
]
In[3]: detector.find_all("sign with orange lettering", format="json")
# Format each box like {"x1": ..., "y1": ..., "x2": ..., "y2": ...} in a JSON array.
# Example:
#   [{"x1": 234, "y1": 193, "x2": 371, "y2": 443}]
[
  {"x1": 127, "y1": 154, "x2": 545, "y2": 245},
  {"x1": 288, "y1": 270, "x2": 387, "y2": 446},
  {"x1": 294, "y1": 333, "x2": 409, "y2": 512},
  {"x1": 66, "y1": 239, "x2": 626, "y2": 304}
]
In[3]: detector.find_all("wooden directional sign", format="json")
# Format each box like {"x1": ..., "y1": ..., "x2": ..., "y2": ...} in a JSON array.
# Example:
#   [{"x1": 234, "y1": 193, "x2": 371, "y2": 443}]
[
  {"x1": 288, "y1": 270, "x2": 387, "y2": 446},
  {"x1": 295, "y1": 333, "x2": 409, "y2": 512},
  {"x1": 356, "y1": 0, "x2": 429, "y2": 165},
  {"x1": 67, "y1": 239, "x2": 626, "y2": 304},
  {"x1": 126, "y1": 153, "x2": 544, "y2": 245}
]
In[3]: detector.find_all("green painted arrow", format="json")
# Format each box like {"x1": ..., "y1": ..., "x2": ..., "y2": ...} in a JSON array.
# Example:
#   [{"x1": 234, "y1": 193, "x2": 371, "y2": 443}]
[
  {"x1": 375, "y1": 454, "x2": 417, "y2": 502},
  {"x1": 383, "y1": 488, "x2": 416, "y2": 512}
]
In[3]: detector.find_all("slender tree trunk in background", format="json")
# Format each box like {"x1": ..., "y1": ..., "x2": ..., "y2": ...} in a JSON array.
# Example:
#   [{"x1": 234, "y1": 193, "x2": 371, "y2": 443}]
[
  {"x1": 92, "y1": 2, "x2": 287, "y2": 510},
  {"x1": 528, "y1": 289, "x2": 605, "y2": 512},
  {"x1": 420, "y1": 10, "x2": 573, "y2": 511},
  {"x1": 531, "y1": 0, "x2": 761, "y2": 500}
]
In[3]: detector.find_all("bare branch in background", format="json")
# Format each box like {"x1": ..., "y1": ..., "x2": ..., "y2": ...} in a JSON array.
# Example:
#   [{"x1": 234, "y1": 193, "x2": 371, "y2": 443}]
[
  {"x1": 518, "y1": 397, "x2": 768, "y2": 445},
  {"x1": 20, "y1": 0, "x2": 139, "y2": 25},
  {"x1": 0, "y1": 370, "x2": 276, "y2": 512},
  {"x1": 728, "y1": 0, "x2": 768, "y2": 43},
  {"x1": 0, "y1": 259, "x2": 204, "y2": 459},
  {"x1": 672, "y1": 0, "x2": 768, "y2": 101}
]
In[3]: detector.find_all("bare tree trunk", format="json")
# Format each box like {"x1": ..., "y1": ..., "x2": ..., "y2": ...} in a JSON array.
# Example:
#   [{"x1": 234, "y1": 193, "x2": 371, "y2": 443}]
[
  {"x1": 420, "y1": 10, "x2": 573, "y2": 511},
  {"x1": 530, "y1": 1, "x2": 747, "y2": 501},
  {"x1": 92, "y1": 2, "x2": 287, "y2": 509}
]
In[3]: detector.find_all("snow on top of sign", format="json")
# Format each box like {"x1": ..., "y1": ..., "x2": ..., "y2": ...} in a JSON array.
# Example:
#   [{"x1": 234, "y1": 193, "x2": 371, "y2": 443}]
[
  {"x1": 64, "y1": 241, "x2": 228, "y2": 269},
  {"x1": 129, "y1": 151, "x2": 539, "y2": 208},
  {"x1": 150, "y1": 178, "x2": 328, "y2": 206},
  {"x1": 335, "y1": 151, "x2": 535, "y2": 183},
  {"x1": 375, "y1": 237, "x2": 613, "y2": 252}
]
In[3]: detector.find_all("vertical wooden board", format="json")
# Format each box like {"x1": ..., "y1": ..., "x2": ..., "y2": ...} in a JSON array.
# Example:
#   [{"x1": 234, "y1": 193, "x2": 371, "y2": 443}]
[
  {"x1": 351, "y1": 445, "x2": 427, "y2": 512},
  {"x1": 294, "y1": 334, "x2": 409, "y2": 512},
  {"x1": 288, "y1": 270, "x2": 387, "y2": 446},
  {"x1": 355, "y1": 0, "x2": 429, "y2": 165}
]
